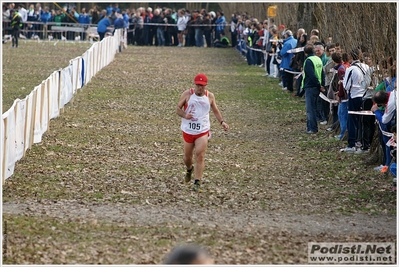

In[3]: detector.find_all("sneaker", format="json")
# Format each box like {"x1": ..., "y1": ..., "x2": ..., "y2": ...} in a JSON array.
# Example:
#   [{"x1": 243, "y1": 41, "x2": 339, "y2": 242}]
[
  {"x1": 305, "y1": 130, "x2": 317, "y2": 134},
  {"x1": 355, "y1": 142, "x2": 362, "y2": 148},
  {"x1": 278, "y1": 81, "x2": 283, "y2": 86},
  {"x1": 373, "y1": 165, "x2": 385, "y2": 172},
  {"x1": 326, "y1": 127, "x2": 333, "y2": 131},
  {"x1": 381, "y1": 166, "x2": 388, "y2": 173},
  {"x1": 262, "y1": 73, "x2": 269, "y2": 76},
  {"x1": 185, "y1": 166, "x2": 194, "y2": 183},
  {"x1": 340, "y1": 147, "x2": 356, "y2": 153},
  {"x1": 192, "y1": 180, "x2": 201, "y2": 192},
  {"x1": 355, "y1": 148, "x2": 369, "y2": 154},
  {"x1": 334, "y1": 135, "x2": 342, "y2": 140},
  {"x1": 320, "y1": 120, "x2": 328, "y2": 125},
  {"x1": 258, "y1": 64, "x2": 264, "y2": 68},
  {"x1": 282, "y1": 87, "x2": 288, "y2": 91}
]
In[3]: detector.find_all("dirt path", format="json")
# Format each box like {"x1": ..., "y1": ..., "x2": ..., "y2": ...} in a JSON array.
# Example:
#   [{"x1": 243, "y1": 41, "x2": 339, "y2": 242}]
[{"x1": 3, "y1": 200, "x2": 396, "y2": 236}]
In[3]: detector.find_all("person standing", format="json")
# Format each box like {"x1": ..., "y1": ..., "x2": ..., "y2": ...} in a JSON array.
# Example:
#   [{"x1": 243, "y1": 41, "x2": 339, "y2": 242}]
[
  {"x1": 301, "y1": 44, "x2": 326, "y2": 134},
  {"x1": 279, "y1": 30, "x2": 298, "y2": 93},
  {"x1": 10, "y1": 9, "x2": 22, "y2": 48},
  {"x1": 176, "y1": 74, "x2": 229, "y2": 192},
  {"x1": 341, "y1": 48, "x2": 370, "y2": 153}
]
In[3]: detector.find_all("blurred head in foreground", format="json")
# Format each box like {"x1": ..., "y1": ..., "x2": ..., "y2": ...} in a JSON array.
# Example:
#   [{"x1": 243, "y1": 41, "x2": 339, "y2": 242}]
[{"x1": 163, "y1": 243, "x2": 214, "y2": 264}]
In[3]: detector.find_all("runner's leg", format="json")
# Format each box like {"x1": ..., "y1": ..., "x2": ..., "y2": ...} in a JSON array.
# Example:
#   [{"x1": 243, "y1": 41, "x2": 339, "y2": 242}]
[{"x1": 193, "y1": 134, "x2": 208, "y2": 180}]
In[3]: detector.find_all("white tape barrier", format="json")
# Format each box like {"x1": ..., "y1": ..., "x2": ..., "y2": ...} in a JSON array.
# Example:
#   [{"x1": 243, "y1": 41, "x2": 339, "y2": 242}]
[{"x1": 1, "y1": 29, "x2": 124, "y2": 182}]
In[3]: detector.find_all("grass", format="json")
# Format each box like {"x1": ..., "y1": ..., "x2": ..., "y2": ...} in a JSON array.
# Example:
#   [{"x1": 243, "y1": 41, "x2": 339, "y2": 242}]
[{"x1": 2, "y1": 43, "x2": 396, "y2": 264}]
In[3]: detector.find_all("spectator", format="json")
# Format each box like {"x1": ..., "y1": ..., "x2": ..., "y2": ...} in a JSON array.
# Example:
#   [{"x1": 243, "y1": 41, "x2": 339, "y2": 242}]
[
  {"x1": 214, "y1": 31, "x2": 230, "y2": 48},
  {"x1": 301, "y1": 44, "x2": 326, "y2": 134},
  {"x1": 292, "y1": 32, "x2": 307, "y2": 97},
  {"x1": 53, "y1": 9, "x2": 65, "y2": 39},
  {"x1": 142, "y1": 9, "x2": 152, "y2": 45},
  {"x1": 133, "y1": 9, "x2": 143, "y2": 45},
  {"x1": 113, "y1": 4, "x2": 121, "y2": 14},
  {"x1": 314, "y1": 43, "x2": 330, "y2": 125},
  {"x1": 17, "y1": 4, "x2": 27, "y2": 22},
  {"x1": 164, "y1": 8, "x2": 176, "y2": 46},
  {"x1": 78, "y1": 8, "x2": 90, "y2": 40},
  {"x1": 324, "y1": 44, "x2": 339, "y2": 131},
  {"x1": 341, "y1": 48, "x2": 371, "y2": 153},
  {"x1": 279, "y1": 29, "x2": 298, "y2": 93},
  {"x1": 332, "y1": 52, "x2": 349, "y2": 141},
  {"x1": 193, "y1": 10, "x2": 203, "y2": 47},
  {"x1": 230, "y1": 13, "x2": 238, "y2": 48},
  {"x1": 371, "y1": 82, "x2": 397, "y2": 171},
  {"x1": 97, "y1": 16, "x2": 112, "y2": 41},
  {"x1": 215, "y1": 10, "x2": 226, "y2": 40},
  {"x1": 10, "y1": 9, "x2": 22, "y2": 48},
  {"x1": 176, "y1": 9, "x2": 187, "y2": 47},
  {"x1": 202, "y1": 12, "x2": 212, "y2": 48},
  {"x1": 186, "y1": 12, "x2": 195, "y2": 47},
  {"x1": 106, "y1": 4, "x2": 113, "y2": 16},
  {"x1": 388, "y1": 125, "x2": 397, "y2": 191},
  {"x1": 151, "y1": 8, "x2": 165, "y2": 46},
  {"x1": 91, "y1": 5, "x2": 101, "y2": 24}
]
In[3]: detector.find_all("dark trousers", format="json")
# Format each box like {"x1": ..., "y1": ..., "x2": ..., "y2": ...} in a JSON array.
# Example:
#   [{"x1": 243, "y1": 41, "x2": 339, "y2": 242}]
[
  {"x1": 282, "y1": 70, "x2": 294, "y2": 92},
  {"x1": 204, "y1": 30, "x2": 212, "y2": 47},
  {"x1": 358, "y1": 99, "x2": 375, "y2": 150},
  {"x1": 12, "y1": 28, "x2": 19, "y2": 47},
  {"x1": 347, "y1": 96, "x2": 363, "y2": 148}
]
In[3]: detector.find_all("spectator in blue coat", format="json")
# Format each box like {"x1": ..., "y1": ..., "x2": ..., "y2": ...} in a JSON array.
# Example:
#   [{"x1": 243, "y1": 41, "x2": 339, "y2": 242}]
[
  {"x1": 78, "y1": 8, "x2": 90, "y2": 40},
  {"x1": 279, "y1": 30, "x2": 298, "y2": 93},
  {"x1": 215, "y1": 10, "x2": 226, "y2": 40},
  {"x1": 97, "y1": 16, "x2": 112, "y2": 41}
]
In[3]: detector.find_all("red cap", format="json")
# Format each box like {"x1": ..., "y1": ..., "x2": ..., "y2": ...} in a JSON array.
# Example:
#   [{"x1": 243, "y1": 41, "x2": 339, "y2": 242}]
[
  {"x1": 194, "y1": 73, "x2": 208, "y2": 85},
  {"x1": 278, "y1": 24, "x2": 285, "y2": 29}
]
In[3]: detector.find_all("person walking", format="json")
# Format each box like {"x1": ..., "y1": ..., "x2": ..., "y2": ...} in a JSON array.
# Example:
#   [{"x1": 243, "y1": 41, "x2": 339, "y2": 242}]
[
  {"x1": 176, "y1": 74, "x2": 229, "y2": 192},
  {"x1": 301, "y1": 44, "x2": 326, "y2": 134}
]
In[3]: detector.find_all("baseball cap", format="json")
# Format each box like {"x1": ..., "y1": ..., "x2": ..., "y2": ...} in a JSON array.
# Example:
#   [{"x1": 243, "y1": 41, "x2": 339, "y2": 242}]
[{"x1": 194, "y1": 74, "x2": 208, "y2": 85}]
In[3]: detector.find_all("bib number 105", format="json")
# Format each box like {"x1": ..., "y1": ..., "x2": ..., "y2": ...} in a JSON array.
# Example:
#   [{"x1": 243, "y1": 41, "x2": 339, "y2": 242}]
[{"x1": 189, "y1": 122, "x2": 201, "y2": 130}]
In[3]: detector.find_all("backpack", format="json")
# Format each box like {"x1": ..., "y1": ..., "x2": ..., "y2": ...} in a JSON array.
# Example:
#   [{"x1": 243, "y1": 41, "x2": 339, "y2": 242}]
[{"x1": 352, "y1": 62, "x2": 372, "y2": 89}]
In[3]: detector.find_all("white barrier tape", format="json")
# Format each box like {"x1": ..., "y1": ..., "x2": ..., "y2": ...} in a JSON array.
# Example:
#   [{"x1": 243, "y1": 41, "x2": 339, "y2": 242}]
[
  {"x1": 319, "y1": 92, "x2": 339, "y2": 104},
  {"x1": 281, "y1": 68, "x2": 302, "y2": 75},
  {"x1": 287, "y1": 47, "x2": 304, "y2": 53},
  {"x1": 348, "y1": 110, "x2": 374, "y2": 116}
]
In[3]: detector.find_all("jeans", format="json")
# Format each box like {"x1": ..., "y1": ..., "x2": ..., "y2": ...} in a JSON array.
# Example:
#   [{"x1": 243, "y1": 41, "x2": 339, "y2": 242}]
[
  {"x1": 390, "y1": 163, "x2": 396, "y2": 176},
  {"x1": 305, "y1": 87, "x2": 320, "y2": 132},
  {"x1": 156, "y1": 28, "x2": 165, "y2": 46},
  {"x1": 195, "y1": 28, "x2": 203, "y2": 47},
  {"x1": 337, "y1": 101, "x2": 348, "y2": 139},
  {"x1": 347, "y1": 96, "x2": 363, "y2": 148}
]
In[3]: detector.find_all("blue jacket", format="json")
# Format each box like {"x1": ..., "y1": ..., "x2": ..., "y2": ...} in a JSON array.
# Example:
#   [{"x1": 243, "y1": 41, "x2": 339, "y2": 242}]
[
  {"x1": 97, "y1": 17, "x2": 111, "y2": 33},
  {"x1": 78, "y1": 13, "x2": 90, "y2": 24},
  {"x1": 215, "y1": 16, "x2": 226, "y2": 31},
  {"x1": 40, "y1": 11, "x2": 52, "y2": 23},
  {"x1": 279, "y1": 35, "x2": 297, "y2": 70}
]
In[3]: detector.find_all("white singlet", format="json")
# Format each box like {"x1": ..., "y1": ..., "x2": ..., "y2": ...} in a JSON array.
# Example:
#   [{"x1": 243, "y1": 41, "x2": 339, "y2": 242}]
[{"x1": 181, "y1": 88, "x2": 210, "y2": 135}]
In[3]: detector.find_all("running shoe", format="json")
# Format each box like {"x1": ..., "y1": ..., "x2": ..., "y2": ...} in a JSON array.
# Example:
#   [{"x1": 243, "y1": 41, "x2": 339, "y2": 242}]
[
  {"x1": 192, "y1": 180, "x2": 201, "y2": 192},
  {"x1": 185, "y1": 166, "x2": 194, "y2": 183}
]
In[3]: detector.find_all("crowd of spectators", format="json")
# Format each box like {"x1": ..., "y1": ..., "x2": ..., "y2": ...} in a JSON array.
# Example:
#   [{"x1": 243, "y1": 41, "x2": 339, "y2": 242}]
[
  {"x1": 231, "y1": 12, "x2": 397, "y2": 190},
  {"x1": 2, "y1": 3, "x2": 230, "y2": 46}
]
